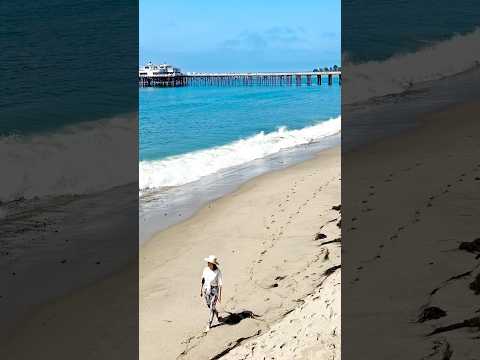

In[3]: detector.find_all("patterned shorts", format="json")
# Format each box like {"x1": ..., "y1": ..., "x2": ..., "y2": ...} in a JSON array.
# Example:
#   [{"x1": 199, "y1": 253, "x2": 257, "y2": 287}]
[{"x1": 204, "y1": 286, "x2": 219, "y2": 309}]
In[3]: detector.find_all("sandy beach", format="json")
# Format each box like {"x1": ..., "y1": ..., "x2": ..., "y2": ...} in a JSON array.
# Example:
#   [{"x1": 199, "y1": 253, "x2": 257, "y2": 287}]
[
  {"x1": 140, "y1": 146, "x2": 341, "y2": 360},
  {"x1": 343, "y1": 101, "x2": 480, "y2": 359}
]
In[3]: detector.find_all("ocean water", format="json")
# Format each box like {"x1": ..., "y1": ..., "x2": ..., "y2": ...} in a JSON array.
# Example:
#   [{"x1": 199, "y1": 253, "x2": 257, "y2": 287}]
[
  {"x1": 139, "y1": 81, "x2": 341, "y2": 240},
  {"x1": 344, "y1": 0, "x2": 480, "y2": 63},
  {"x1": 342, "y1": 1, "x2": 480, "y2": 106},
  {"x1": 1, "y1": 0, "x2": 137, "y2": 136},
  {"x1": 342, "y1": 2, "x2": 480, "y2": 149},
  {"x1": 1, "y1": 0, "x2": 138, "y2": 203},
  {"x1": 140, "y1": 81, "x2": 341, "y2": 194}
]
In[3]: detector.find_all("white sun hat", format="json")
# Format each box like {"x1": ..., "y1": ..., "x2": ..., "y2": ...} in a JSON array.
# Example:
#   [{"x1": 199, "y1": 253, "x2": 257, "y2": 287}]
[{"x1": 204, "y1": 255, "x2": 219, "y2": 265}]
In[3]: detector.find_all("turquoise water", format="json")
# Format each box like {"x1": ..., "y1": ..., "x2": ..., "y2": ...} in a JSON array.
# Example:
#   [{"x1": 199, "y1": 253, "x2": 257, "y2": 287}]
[
  {"x1": 140, "y1": 81, "x2": 340, "y2": 161},
  {"x1": 139, "y1": 81, "x2": 341, "y2": 192}
]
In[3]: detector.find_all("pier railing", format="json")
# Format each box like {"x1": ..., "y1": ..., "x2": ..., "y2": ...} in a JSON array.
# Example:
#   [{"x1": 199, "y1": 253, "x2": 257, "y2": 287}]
[{"x1": 139, "y1": 71, "x2": 341, "y2": 87}]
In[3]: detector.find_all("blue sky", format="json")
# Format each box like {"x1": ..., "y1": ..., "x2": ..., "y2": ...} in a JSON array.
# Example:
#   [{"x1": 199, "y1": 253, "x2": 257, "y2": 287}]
[{"x1": 140, "y1": 0, "x2": 340, "y2": 72}]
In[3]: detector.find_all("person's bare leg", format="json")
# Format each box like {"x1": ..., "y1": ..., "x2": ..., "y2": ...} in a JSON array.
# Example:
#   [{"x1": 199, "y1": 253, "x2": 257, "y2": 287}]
[
  {"x1": 208, "y1": 294, "x2": 219, "y2": 327},
  {"x1": 204, "y1": 292, "x2": 213, "y2": 332},
  {"x1": 208, "y1": 304, "x2": 215, "y2": 328}
]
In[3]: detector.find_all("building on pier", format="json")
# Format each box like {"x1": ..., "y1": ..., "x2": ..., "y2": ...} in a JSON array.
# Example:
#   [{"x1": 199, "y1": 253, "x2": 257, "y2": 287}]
[{"x1": 138, "y1": 61, "x2": 181, "y2": 77}]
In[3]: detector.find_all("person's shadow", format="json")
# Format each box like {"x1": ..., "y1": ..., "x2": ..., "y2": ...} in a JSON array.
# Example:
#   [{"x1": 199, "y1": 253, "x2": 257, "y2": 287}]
[{"x1": 211, "y1": 310, "x2": 260, "y2": 328}]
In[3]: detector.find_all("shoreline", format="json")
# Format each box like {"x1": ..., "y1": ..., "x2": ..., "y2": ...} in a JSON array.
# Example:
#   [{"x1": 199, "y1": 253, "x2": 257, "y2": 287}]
[{"x1": 140, "y1": 133, "x2": 340, "y2": 243}]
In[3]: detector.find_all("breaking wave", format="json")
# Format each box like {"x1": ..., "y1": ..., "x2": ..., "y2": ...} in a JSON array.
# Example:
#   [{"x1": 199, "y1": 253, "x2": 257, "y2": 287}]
[
  {"x1": 344, "y1": 28, "x2": 480, "y2": 104},
  {"x1": 139, "y1": 116, "x2": 340, "y2": 192},
  {"x1": 0, "y1": 114, "x2": 137, "y2": 202}
]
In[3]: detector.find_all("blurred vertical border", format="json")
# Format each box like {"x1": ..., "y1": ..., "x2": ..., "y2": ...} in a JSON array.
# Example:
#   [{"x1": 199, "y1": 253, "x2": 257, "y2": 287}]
[
  {"x1": 342, "y1": 1, "x2": 480, "y2": 359},
  {"x1": 0, "y1": 1, "x2": 139, "y2": 359}
]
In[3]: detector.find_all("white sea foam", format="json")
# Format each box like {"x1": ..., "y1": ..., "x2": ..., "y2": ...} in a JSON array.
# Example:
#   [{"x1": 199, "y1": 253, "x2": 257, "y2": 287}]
[
  {"x1": 139, "y1": 116, "x2": 340, "y2": 192},
  {"x1": 344, "y1": 28, "x2": 480, "y2": 104},
  {"x1": 0, "y1": 114, "x2": 137, "y2": 202}
]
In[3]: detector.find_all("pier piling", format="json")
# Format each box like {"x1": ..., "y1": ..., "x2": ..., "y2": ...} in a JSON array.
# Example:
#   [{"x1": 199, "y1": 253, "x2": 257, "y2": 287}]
[{"x1": 139, "y1": 71, "x2": 341, "y2": 88}]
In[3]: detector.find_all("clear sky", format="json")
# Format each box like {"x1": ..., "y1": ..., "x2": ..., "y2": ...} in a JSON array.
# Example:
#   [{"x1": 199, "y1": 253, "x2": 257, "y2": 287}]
[{"x1": 140, "y1": 0, "x2": 340, "y2": 72}]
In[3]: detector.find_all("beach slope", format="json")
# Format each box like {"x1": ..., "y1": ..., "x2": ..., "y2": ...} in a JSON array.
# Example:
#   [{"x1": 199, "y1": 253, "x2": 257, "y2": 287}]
[
  {"x1": 343, "y1": 102, "x2": 480, "y2": 359},
  {"x1": 140, "y1": 146, "x2": 341, "y2": 360}
]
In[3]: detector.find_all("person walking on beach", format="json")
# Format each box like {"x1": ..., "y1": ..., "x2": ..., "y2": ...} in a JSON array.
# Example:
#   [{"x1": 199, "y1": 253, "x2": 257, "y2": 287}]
[{"x1": 200, "y1": 255, "x2": 223, "y2": 332}]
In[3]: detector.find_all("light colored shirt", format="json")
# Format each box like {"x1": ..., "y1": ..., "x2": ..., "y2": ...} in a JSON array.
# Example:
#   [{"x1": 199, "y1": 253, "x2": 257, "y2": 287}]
[{"x1": 202, "y1": 266, "x2": 223, "y2": 291}]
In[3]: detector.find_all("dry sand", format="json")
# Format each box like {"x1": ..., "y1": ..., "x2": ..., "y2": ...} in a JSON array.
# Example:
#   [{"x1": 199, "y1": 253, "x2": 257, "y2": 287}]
[
  {"x1": 140, "y1": 146, "x2": 341, "y2": 360},
  {"x1": 343, "y1": 101, "x2": 480, "y2": 359},
  {"x1": 221, "y1": 268, "x2": 340, "y2": 360}
]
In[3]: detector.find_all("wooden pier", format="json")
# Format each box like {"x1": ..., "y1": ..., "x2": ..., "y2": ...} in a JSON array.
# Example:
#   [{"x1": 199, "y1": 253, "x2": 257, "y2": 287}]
[{"x1": 139, "y1": 71, "x2": 341, "y2": 87}]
